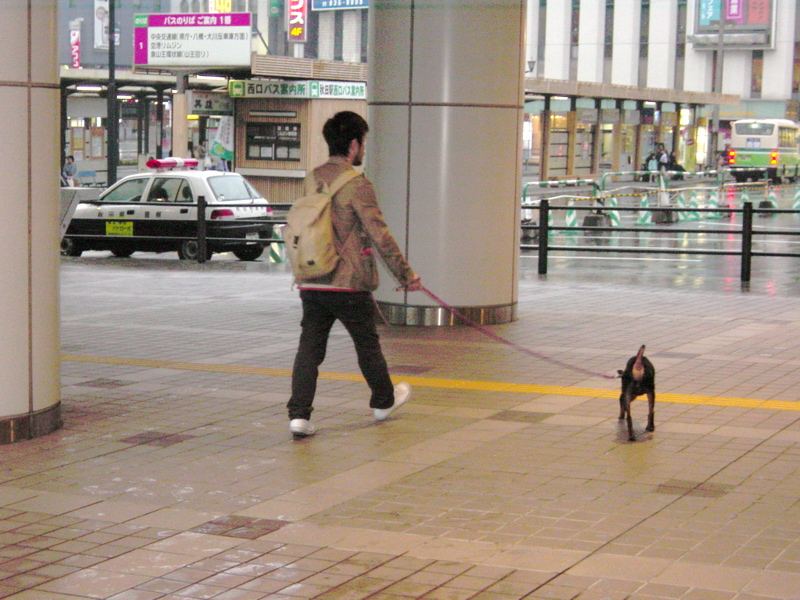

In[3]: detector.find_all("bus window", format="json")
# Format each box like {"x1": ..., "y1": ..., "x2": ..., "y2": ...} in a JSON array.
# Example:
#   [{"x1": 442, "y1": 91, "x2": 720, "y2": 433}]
[
  {"x1": 779, "y1": 127, "x2": 797, "y2": 149},
  {"x1": 734, "y1": 122, "x2": 774, "y2": 136}
]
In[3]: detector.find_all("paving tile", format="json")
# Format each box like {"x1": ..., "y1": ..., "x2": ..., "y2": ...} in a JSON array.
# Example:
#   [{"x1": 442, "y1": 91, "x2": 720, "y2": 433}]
[
  {"x1": 18, "y1": 258, "x2": 800, "y2": 600},
  {"x1": 36, "y1": 567, "x2": 152, "y2": 598}
]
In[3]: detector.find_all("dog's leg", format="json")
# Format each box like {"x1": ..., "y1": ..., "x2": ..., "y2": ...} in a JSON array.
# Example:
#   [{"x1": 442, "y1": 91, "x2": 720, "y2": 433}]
[
  {"x1": 646, "y1": 390, "x2": 655, "y2": 432},
  {"x1": 623, "y1": 393, "x2": 635, "y2": 441},
  {"x1": 618, "y1": 392, "x2": 627, "y2": 420}
]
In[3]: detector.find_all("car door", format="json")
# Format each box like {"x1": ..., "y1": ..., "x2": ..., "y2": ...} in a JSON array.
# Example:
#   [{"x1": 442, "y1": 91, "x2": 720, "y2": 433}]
[
  {"x1": 140, "y1": 176, "x2": 197, "y2": 244},
  {"x1": 69, "y1": 177, "x2": 149, "y2": 240}
]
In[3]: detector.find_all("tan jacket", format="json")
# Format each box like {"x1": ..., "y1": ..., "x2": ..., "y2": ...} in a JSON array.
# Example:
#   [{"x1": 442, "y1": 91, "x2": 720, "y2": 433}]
[{"x1": 295, "y1": 156, "x2": 416, "y2": 291}]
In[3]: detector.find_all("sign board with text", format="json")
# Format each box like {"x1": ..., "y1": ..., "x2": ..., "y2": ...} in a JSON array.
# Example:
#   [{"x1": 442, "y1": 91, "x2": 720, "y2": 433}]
[
  {"x1": 229, "y1": 79, "x2": 366, "y2": 100},
  {"x1": 693, "y1": 0, "x2": 774, "y2": 49},
  {"x1": 311, "y1": 0, "x2": 368, "y2": 10},
  {"x1": 187, "y1": 91, "x2": 235, "y2": 116},
  {"x1": 287, "y1": 0, "x2": 308, "y2": 43},
  {"x1": 134, "y1": 13, "x2": 252, "y2": 68}
]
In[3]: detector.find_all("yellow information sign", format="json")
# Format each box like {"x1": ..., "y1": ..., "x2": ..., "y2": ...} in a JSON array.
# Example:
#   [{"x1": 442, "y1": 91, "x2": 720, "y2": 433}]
[
  {"x1": 106, "y1": 221, "x2": 133, "y2": 236},
  {"x1": 211, "y1": 0, "x2": 232, "y2": 11}
]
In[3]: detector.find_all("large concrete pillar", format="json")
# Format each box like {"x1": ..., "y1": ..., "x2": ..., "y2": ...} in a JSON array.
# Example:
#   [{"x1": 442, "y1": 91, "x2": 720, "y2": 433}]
[
  {"x1": 0, "y1": 2, "x2": 62, "y2": 442},
  {"x1": 369, "y1": 0, "x2": 525, "y2": 325}
]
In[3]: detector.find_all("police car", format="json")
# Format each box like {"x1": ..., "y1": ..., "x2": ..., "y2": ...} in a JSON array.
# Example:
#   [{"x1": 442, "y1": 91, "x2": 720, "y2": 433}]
[{"x1": 61, "y1": 158, "x2": 273, "y2": 261}]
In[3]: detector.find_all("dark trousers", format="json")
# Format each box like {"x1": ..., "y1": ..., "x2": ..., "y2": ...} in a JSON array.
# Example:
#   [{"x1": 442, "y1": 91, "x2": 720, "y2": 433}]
[{"x1": 287, "y1": 290, "x2": 394, "y2": 420}]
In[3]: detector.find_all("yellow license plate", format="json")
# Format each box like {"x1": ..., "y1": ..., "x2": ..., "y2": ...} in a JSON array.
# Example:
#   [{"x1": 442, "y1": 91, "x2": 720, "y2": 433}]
[{"x1": 106, "y1": 221, "x2": 133, "y2": 236}]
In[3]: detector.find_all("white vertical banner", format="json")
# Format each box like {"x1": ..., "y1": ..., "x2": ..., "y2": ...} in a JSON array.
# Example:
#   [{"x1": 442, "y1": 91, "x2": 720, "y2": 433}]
[
  {"x1": 94, "y1": 0, "x2": 109, "y2": 49},
  {"x1": 210, "y1": 116, "x2": 235, "y2": 161}
]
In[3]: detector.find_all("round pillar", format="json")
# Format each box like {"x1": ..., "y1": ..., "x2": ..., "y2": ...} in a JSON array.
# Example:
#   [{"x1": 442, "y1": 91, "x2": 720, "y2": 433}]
[
  {"x1": 0, "y1": 2, "x2": 62, "y2": 442},
  {"x1": 368, "y1": 0, "x2": 525, "y2": 325}
]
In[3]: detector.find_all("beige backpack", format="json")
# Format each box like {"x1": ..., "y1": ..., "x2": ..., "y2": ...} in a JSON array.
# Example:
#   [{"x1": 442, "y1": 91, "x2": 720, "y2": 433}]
[{"x1": 283, "y1": 169, "x2": 360, "y2": 279}]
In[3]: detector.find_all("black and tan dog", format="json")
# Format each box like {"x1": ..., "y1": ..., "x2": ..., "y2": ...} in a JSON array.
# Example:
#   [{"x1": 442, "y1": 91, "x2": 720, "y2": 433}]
[{"x1": 618, "y1": 345, "x2": 655, "y2": 442}]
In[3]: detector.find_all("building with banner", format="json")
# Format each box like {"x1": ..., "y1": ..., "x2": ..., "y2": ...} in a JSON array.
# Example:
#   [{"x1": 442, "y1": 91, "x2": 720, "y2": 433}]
[
  {"x1": 57, "y1": 0, "x2": 369, "y2": 181},
  {"x1": 525, "y1": 0, "x2": 798, "y2": 176},
  {"x1": 58, "y1": 1, "x2": 799, "y2": 183},
  {"x1": 228, "y1": 78, "x2": 367, "y2": 201}
]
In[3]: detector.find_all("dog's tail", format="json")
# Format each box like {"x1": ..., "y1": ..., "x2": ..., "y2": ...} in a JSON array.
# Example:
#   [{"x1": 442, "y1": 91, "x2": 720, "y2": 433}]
[{"x1": 632, "y1": 345, "x2": 646, "y2": 381}]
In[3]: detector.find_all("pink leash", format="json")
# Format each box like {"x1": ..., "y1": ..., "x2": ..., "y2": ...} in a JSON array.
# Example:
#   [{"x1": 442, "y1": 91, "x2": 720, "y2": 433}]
[{"x1": 419, "y1": 286, "x2": 617, "y2": 380}]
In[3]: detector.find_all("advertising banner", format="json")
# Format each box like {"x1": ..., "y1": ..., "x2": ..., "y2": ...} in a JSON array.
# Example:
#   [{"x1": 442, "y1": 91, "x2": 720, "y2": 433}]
[
  {"x1": 93, "y1": 0, "x2": 119, "y2": 50},
  {"x1": 287, "y1": 0, "x2": 308, "y2": 42},
  {"x1": 69, "y1": 23, "x2": 81, "y2": 68},
  {"x1": 746, "y1": 0, "x2": 770, "y2": 24},
  {"x1": 698, "y1": 0, "x2": 718, "y2": 26},
  {"x1": 210, "y1": 116, "x2": 235, "y2": 161},
  {"x1": 696, "y1": 0, "x2": 772, "y2": 30},
  {"x1": 694, "y1": 0, "x2": 774, "y2": 48},
  {"x1": 94, "y1": 0, "x2": 109, "y2": 49},
  {"x1": 134, "y1": 13, "x2": 252, "y2": 68},
  {"x1": 726, "y1": 0, "x2": 744, "y2": 24}
]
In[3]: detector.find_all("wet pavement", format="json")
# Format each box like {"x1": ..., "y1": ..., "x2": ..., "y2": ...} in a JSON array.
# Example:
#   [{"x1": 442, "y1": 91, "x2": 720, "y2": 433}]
[{"x1": 3, "y1": 200, "x2": 800, "y2": 598}]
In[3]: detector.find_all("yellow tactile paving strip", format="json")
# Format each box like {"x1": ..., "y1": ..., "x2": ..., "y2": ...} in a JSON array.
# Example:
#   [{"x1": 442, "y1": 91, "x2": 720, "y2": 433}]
[{"x1": 62, "y1": 353, "x2": 800, "y2": 413}]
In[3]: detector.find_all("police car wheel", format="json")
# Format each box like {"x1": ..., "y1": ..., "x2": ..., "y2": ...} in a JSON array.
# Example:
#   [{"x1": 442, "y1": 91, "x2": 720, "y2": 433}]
[
  {"x1": 232, "y1": 246, "x2": 264, "y2": 261},
  {"x1": 60, "y1": 238, "x2": 83, "y2": 257},
  {"x1": 177, "y1": 240, "x2": 212, "y2": 261},
  {"x1": 111, "y1": 247, "x2": 135, "y2": 258}
]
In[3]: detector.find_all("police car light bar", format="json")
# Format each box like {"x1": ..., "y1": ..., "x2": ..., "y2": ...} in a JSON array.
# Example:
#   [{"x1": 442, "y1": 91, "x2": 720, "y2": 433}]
[{"x1": 146, "y1": 157, "x2": 199, "y2": 171}]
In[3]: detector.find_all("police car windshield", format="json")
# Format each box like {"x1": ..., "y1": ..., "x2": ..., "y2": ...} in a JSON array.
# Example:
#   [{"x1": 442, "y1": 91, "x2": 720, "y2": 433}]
[{"x1": 208, "y1": 176, "x2": 262, "y2": 202}]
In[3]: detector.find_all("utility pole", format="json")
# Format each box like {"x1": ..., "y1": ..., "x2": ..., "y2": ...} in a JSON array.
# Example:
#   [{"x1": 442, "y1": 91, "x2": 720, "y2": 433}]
[
  {"x1": 107, "y1": 0, "x2": 119, "y2": 185},
  {"x1": 709, "y1": 14, "x2": 726, "y2": 169}
]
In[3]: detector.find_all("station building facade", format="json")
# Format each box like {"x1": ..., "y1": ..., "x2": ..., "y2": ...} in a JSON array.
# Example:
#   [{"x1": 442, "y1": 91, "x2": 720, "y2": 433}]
[
  {"x1": 57, "y1": 1, "x2": 799, "y2": 182},
  {"x1": 524, "y1": 0, "x2": 800, "y2": 177},
  {"x1": 58, "y1": 0, "x2": 368, "y2": 177}
]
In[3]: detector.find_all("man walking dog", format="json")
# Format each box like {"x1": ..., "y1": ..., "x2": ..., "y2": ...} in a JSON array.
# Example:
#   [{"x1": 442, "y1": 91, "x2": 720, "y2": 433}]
[{"x1": 287, "y1": 111, "x2": 422, "y2": 438}]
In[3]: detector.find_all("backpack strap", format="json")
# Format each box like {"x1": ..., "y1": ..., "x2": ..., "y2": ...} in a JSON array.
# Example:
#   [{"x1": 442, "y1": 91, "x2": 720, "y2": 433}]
[
  {"x1": 324, "y1": 169, "x2": 362, "y2": 255},
  {"x1": 326, "y1": 169, "x2": 361, "y2": 197}
]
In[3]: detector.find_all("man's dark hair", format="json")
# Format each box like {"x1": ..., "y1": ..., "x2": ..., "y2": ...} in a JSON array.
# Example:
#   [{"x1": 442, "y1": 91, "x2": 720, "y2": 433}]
[{"x1": 322, "y1": 111, "x2": 369, "y2": 157}]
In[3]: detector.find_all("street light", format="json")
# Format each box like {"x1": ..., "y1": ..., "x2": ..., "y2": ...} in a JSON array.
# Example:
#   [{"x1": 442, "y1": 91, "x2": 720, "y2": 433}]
[
  {"x1": 709, "y1": 15, "x2": 726, "y2": 169},
  {"x1": 107, "y1": 0, "x2": 118, "y2": 185}
]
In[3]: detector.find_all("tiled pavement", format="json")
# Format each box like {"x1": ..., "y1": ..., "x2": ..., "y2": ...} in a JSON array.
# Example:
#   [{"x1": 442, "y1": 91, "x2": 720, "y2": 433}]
[{"x1": 4, "y1": 252, "x2": 800, "y2": 599}]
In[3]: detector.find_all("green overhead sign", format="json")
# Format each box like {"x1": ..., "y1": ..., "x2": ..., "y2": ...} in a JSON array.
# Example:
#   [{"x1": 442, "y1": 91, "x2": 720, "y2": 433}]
[{"x1": 228, "y1": 80, "x2": 366, "y2": 100}]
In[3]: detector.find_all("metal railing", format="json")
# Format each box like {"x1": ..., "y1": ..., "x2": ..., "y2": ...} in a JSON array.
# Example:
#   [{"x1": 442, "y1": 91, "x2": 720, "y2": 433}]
[
  {"x1": 527, "y1": 199, "x2": 800, "y2": 283},
  {"x1": 522, "y1": 166, "x2": 800, "y2": 206},
  {"x1": 193, "y1": 197, "x2": 285, "y2": 263}
]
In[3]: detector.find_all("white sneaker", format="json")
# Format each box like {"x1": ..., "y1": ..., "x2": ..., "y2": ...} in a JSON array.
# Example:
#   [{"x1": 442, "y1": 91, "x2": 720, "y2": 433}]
[
  {"x1": 289, "y1": 419, "x2": 316, "y2": 437},
  {"x1": 374, "y1": 383, "x2": 412, "y2": 421}
]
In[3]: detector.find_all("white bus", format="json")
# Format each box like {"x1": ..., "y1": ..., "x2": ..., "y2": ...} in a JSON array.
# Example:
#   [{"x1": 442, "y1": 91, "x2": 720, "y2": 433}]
[{"x1": 727, "y1": 118, "x2": 800, "y2": 183}]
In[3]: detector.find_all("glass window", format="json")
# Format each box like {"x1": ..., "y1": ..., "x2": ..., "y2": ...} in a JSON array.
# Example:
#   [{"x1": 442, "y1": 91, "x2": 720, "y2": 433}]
[
  {"x1": 734, "y1": 122, "x2": 774, "y2": 136},
  {"x1": 779, "y1": 127, "x2": 798, "y2": 149},
  {"x1": 793, "y1": 42, "x2": 800, "y2": 94},
  {"x1": 101, "y1": 178, "x2": 149, "y2": 203},
  {"x1": 246, "y1": 123, "x2": 302, "y2": 161},
  {"x1": 176, "y1": 180, "x2": 194, "y2": 203},
  {"x1": 208, "y1": 175, "x2": 262, "y2": 202},
  {"x1": 751, "y1": 50, "x2": 763, "y2": 97},
  {"x1": 146, "y1": 178, "x2": 188, "y2": 203}
]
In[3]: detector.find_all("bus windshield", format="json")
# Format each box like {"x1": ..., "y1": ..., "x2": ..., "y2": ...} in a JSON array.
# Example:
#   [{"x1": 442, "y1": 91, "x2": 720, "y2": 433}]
[{"x1": 734, "y1": 122, "x2": 774, "y2": 136}]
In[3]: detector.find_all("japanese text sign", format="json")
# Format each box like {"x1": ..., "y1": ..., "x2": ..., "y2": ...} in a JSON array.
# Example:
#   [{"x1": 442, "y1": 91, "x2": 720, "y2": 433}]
[{"x1": 134, "y1": 13, "x2": 252, "y2": 68}]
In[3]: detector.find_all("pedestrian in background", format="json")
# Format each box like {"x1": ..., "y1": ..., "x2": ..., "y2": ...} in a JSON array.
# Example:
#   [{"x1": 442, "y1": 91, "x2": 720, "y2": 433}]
[
  {"x1": 287, "y1": 111, "x2": 422, "y2": 438},
  {"x1": 62, "y1": 155, "x2": 77, "y2": 186}
]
